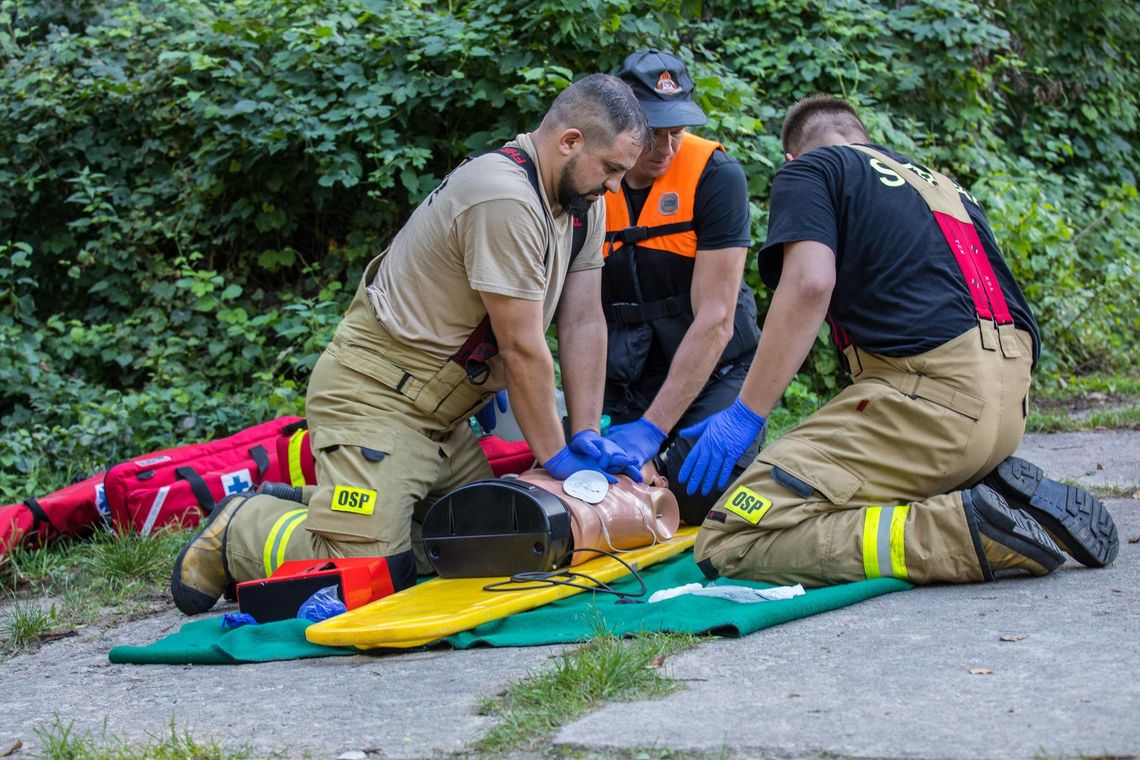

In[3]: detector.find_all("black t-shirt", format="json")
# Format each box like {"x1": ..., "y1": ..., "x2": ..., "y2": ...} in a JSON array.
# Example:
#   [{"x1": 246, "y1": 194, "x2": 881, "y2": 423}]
[
  {"x1": 621, "y1": 149, "x2": 752, "y2": 250},
  {"x1": 759, "y1": 144, "x2": 1040, "y2": 362}
]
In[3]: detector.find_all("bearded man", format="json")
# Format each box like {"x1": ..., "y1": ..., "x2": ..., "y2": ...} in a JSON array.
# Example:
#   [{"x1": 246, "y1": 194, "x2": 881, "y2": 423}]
[{"x1": 171, "y1": 74, "x2": 652, "y2": 614}]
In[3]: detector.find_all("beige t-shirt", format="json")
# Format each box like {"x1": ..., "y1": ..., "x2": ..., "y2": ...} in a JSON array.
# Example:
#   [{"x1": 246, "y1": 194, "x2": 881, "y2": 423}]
[{"x1": 366, "y1": 133, "x2": 605, "y2": 361}]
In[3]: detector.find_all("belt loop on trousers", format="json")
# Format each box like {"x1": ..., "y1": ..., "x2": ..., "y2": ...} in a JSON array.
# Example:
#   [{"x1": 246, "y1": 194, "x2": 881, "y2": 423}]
[
  {"x1": 904, "y1": 373, "x2": 923, "y2": 399},
  {"x1": 978, "y1": 319, "x2": 998, "y2": 351},
  {"x1": 996, "y1": 323, "x2": 1022, "y2": 359}
]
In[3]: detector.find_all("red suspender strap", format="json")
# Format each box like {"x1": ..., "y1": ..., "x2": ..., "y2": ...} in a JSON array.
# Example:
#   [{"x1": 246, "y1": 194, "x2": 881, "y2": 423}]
[
  {"x1": 828, "y1": 310, "x2": 851, "y2": 350},
  {"x1": 931, "y1": 211, "x2": 1013, "y2": 325},
  {"x1": 451, "y1": 316, "x2": 496, "y2": 385},
  {"x1": 850, "y1": 145, "x2": 1013, "y2": 328}
]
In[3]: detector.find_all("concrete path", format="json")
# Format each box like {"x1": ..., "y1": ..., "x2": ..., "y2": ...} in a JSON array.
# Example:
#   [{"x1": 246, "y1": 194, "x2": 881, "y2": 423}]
[
  {"x1": 557, "y1": 431, "x2": 1140, "y2": 760},
  {"x1": 1, "y1": 431, "x2": 1137, "y2": 759}
]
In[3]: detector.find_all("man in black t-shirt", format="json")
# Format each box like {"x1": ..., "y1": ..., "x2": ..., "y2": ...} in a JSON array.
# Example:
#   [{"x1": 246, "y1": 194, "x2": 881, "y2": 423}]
[
  {"x1": 676, "y1": 95, "x2": 1118, "y2": 587},
  {"x1": 591, "y1": 50, "x2": 762, "y2": 524}
]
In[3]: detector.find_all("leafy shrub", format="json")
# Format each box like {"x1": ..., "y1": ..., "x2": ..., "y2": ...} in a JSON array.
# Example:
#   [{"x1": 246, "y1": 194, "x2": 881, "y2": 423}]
[{"x1": 1, "y1": 0, "x2": 1137, "y2": 501}]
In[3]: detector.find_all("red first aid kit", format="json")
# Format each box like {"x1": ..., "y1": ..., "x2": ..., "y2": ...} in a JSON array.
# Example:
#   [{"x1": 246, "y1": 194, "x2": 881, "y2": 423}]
[
  {"x1": 103, "y1": 417, "x2": 305, "y2": 534},
  {"x1": 3, "y1": 416, "x2": 535, "y2": 563},
  {"x1": 477, "y1": 434, "x2": 535, "y2": 476},
  {"x1": 235, "y1": 557, "x2": 396, "y2": 623},
  {"x1": 0, "y1": 472, "x2": 107, "y2": 560}
]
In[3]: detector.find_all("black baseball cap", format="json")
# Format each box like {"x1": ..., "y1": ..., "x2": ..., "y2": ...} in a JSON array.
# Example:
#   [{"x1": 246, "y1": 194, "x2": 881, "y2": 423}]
[{"x1": 615, "y1": 49, "x2": 708, "y2": 129}]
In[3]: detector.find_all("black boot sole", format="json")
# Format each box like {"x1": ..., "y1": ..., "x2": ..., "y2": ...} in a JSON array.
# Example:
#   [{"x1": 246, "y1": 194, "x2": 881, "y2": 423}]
[
  {"x1": 984, "y1": 457, "x2": 1119, "y2": 567},
  {"x1": 970, "y1": 485, "x2": 1065, "y2": 575}
]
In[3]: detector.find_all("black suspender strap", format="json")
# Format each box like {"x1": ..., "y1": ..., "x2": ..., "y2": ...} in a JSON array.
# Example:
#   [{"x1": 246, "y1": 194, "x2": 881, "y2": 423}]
[
  {"x1": 175, "y1": 466, "x2": 217, "y2": 515},
  {"x1": 494, "y1": 146, "x2": 588, "y2": 263},
  {"x1": 570, "y1": 214, "x2": 587, "y2": 265},
  {"x1": 451, "y1": 146, "x2": 591, "y2": 382}
]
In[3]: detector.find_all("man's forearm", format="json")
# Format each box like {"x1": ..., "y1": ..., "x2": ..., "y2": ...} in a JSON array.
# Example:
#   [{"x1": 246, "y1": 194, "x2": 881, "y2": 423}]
[
  {"x1": 643, "y1": 314, "x2": 733, "y2": 432},
  {"x1": 557, "y1": 317, "x2": 607, "y2": 434},
  {"x1": 643, "y1": 245, "x2": 746, "y2": 432},
  {"x1": 738, "y1": 243, "x2": 835, "y2": 417},
  {"x1": 499, "y1": 341, "x2": 565, "y2": 463}
]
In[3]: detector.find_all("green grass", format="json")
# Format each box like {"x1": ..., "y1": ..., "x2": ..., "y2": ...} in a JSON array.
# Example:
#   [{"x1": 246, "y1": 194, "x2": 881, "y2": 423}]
[
  {"x1": 0, "y1": 525, "x2": 191, "y2": 654},
  {"x1": 1027, "y1": 372, "x2": 1140, "y2": 432},
  {"x1": 1028, "y1": 402, "x2": 1140, "y2": 433},
  {"x1": 1, "y1": 599, "x2": 61, "y2": 648},
  {"x1": 473, "y1": 628, "x2": 698, "y2": 756},
  {"x1": 32, "y1": 717, "x2": 250, "y2": 760},
  {"x1": 1033, "y1": 373, "x2": 1140, "y2": 400}
]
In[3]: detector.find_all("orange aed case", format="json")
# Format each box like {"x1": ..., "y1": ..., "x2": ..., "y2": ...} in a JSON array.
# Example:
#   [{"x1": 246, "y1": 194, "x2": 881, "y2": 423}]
[{"x1": 236, "y1": 557, "x2": 396, "y2": 623}]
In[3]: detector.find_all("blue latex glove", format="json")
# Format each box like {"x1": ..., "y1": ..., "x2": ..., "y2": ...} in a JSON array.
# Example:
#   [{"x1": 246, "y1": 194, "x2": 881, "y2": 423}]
[
  {"x1": 542, "y1": 445, "x2": 619, "y2": 484},
  {"x1": 604, "y1": 418, "x2": 667, "y2": 470},
  {"x1": 677, "y1": 398, "x2": 766, "y2": 496},
  {"x1": 475, "y1": 391, "x2": 509, "y2": 434},
  {"x1": 568, "y1": 430, "x2": 642, "y2": 482}
]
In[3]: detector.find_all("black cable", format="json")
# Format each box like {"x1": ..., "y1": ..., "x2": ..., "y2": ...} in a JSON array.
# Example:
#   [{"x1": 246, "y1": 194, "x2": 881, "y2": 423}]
[{"x1": 482, "y1": 546, "x2": 647, "y2": 599}]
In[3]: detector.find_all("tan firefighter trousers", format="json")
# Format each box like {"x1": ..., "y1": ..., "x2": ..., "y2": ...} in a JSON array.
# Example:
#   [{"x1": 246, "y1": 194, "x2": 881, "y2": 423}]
[
  {"x1": 224, "y1": 255, "x2": 495, "y2": 581},
  {"x1": 694, "y1": 322, "x2": 1033, "y2": 587}
]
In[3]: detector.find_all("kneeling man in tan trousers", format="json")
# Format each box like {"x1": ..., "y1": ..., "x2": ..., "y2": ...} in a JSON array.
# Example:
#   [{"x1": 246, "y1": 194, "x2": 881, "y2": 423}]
[
  {"x1": 678, "y1": 95, "x2": 1119, "y2": 587},
  {"x1": 170, "y1": 74, "x2": 651, "y2": 614}
]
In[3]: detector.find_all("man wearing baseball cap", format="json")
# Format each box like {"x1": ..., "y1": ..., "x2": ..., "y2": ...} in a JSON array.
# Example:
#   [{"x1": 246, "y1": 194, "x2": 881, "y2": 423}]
[{"x1": 594, "y1": 50, "x2": 761, "y2": 525}]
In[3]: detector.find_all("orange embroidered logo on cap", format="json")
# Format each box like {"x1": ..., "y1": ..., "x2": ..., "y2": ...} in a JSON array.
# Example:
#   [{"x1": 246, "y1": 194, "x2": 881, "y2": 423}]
[{"x1": 655, "y1": 71, "x2": 680, "y2": 95}]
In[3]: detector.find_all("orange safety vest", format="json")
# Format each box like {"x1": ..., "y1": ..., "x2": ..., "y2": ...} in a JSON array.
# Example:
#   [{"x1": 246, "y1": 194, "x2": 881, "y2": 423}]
[
  {"x1": 603, "y1": 132, "x2": 722, "y2": 259},
  {"x1": 600, "y1": 132, "x2": 759, "y2": 391}
]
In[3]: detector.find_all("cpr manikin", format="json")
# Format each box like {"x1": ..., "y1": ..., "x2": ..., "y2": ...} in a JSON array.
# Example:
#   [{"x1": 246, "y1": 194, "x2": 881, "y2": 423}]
[{"x1": 421, "y1": 465, "x2": 680, "y2": 577}]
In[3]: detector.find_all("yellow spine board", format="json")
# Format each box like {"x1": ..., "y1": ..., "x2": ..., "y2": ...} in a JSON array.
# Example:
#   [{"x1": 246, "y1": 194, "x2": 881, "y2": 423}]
[{"x1": 306, "y1": 527, "x2": 698, "y2": 649}]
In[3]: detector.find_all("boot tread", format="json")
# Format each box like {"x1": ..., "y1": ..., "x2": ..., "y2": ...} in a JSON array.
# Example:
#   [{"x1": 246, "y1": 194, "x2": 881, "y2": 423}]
[{"x1": 986, "y1": 457, "x2": 1119, "y2": 567}]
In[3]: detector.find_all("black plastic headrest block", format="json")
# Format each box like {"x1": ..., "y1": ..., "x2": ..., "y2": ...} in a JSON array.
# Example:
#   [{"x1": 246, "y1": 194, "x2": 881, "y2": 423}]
[{"x1": 421, "y1": 478, "x2": 572, "y2": 577}]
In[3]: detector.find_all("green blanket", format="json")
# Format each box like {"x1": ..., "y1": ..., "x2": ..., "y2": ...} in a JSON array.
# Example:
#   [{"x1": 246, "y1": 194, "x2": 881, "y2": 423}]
[{"x1": 109, "y1": 554, "x2": 910, "y2": 665}]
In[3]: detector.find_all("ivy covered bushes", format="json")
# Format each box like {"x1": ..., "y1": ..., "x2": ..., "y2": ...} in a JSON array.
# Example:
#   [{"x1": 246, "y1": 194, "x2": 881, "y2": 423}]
[{"x1": 1, "y1": 0, "x2": 1137, "y2": 497}]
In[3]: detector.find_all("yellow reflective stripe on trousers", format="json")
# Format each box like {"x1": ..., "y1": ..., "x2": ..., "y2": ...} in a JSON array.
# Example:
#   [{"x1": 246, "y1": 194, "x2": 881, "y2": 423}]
[
  {"x1": 862, "y1": 505, "x2": 910, "y2": 580},
  {"x1": 287, "y1": 429, "x2": 308, "y2": 487},
  {"x1": 262, "y1": 508, "x2": 308, "y2": 576}
]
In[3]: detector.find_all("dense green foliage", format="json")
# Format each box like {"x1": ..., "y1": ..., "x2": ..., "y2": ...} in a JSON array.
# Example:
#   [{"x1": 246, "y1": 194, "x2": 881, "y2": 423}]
[{"x1": 2, "y1": 0, "x2": 1137, "y2": 499}]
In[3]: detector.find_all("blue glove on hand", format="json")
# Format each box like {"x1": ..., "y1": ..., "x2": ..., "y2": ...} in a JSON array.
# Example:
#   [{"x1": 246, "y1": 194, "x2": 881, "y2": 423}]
[
  {"x1": 604, "y1": 418, "x2": 667, "y2": 470},
  {"x1": 568, "y1": 430, "x2": 642, "y2": 482},
  {"x1": 677, "y1": 398, "x2": 766, "y2": 496},
  {"x1": 475, "y1": 391, "x2": 509, "y2": 434},
  {"x1": 543, "y1": 445, "x2": 619, "y2": 484}
]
